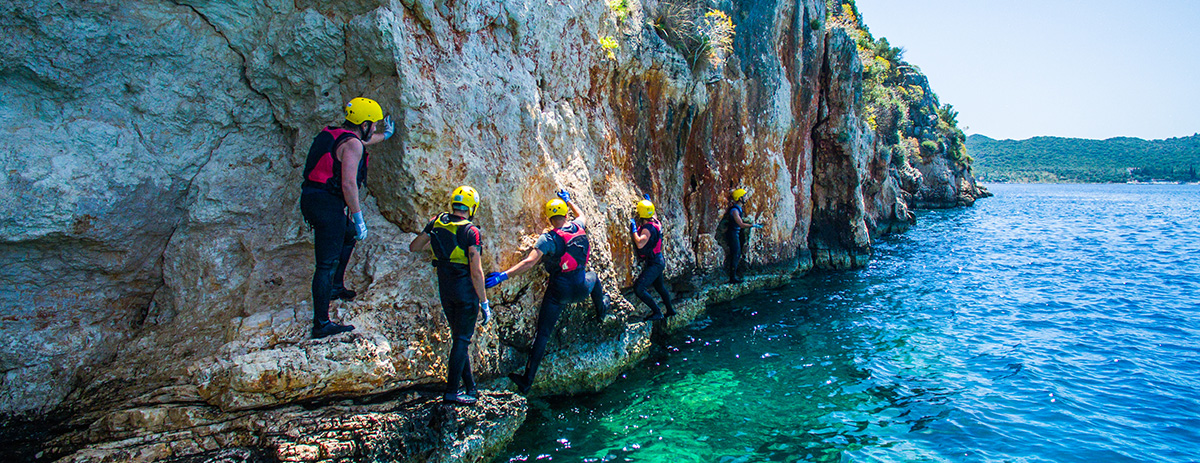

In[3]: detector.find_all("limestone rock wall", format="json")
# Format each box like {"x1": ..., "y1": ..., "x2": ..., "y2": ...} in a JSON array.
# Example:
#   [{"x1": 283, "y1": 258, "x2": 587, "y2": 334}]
[{"x1": 1, "y1": 0, "x2": 984, "y2": 459}]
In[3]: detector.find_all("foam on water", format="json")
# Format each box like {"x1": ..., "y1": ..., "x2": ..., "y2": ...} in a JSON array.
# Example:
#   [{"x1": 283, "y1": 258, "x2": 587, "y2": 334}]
[{"x1": 497, "y1": 184, "x2": 1200, "y2": 462}]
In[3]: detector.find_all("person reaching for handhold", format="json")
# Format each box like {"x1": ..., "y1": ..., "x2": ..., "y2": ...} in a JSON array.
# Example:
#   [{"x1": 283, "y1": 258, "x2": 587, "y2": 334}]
[
  {"x1": 629, "y1": 195, "x2": 675, "y2": 322},
  {"x1": 485, "y1": 189, "x2": 609, "y2": 394},
  {"x1": 724, "y1": 188, "x2": 763, "y2": 283},
  {"x1": 300, "y1": 97, "x2": 394, "y2": 339}
]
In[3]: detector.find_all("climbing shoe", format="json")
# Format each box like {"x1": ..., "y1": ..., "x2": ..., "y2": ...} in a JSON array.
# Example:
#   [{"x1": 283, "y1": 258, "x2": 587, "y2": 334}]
[
  {"x1": 443, "y1": 392, "x2": 478, "y2": 405},
  {"x1": 643, "y1": 312, "x2": 665, "y2": 322},
  {"x1": 311, "y1": 321, "x2": 355, "y2": 339},
  {"x1": 508, "y1": 373, "x2": 532, "y2": 394},
  {"x1": 331, "y1": 288, "x2": 357, "y2": 301}
]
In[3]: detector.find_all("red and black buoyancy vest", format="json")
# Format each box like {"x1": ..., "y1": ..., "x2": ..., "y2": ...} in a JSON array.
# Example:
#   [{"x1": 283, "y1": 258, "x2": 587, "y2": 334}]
[
  {"x1": 302, "y1": 127, "x2": 368, "y2": 196},
  {"x1": 544, "y1": 222, "x2": 591, "y2": 275},
  {"x1": 636, "y1": 219, "x2": 663, "y2": 261}
]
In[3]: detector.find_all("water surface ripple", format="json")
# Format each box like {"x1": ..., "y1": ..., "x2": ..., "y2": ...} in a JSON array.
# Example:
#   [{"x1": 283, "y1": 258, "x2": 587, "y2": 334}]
[{"x1": 497, "y1": 184, "x2": 1200, "y2": 462}]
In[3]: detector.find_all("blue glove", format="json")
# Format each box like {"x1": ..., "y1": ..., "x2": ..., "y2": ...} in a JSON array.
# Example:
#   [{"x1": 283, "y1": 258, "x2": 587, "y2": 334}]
[
  {"x1": 629, "y1": 218, "x2": 638, "y2": 235},
  {"x1": 485, "y1": 271, "x2": 508, "y2": 288},
  {"x1": 557, "y1": 189, "x2": 571, "y2": 203},
  {"x1": 752, "y1": 223, "x2": 764, "y2": 229},
  {"x1": 352, "y1": 211, "x2": 368, "y2": 240},
  {"x1": 643, "y1": 193, "x2": 651, "y2": 201},
  {"x1": 381, "y1": 114, "x2": 395, "y2": 140},
  {"x1": 480, "y1": 300, "x2": 492, "y2": 326}
]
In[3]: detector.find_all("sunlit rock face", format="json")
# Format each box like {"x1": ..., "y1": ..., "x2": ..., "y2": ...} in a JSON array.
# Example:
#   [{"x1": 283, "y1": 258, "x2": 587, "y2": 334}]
[{"x1": 0, "y1": 0, "x2": 982, "y2": 459}]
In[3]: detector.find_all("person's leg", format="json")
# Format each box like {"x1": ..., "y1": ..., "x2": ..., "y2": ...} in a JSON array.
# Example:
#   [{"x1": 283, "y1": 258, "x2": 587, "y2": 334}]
[
  {"x1": 726, "y1": 229, "x2": 742, "y2": 282},
  {"x1": 633, "y1": 263, "x2": 662, "y2": 320},
  {"x1": 332, "y1": 215, "x2": 358, "y2": 300},
  {"x1": 585, "y1": 271, "x2": 608, "y2": 318},
  {"x1": 443, "y1": 297, "x2": 478, "y2": 402},
  {"x1": 514, "y1": 290, "x2": 564, "y2": 392},
  {"x1": 302, "y1": 192, "x2": 348, "y2": 333},
  {"x1": 461, "y1": 358, "x2": 476, "y2": 394},
  {"x1": 652, "y1": 266, "x2": 675, "y2": 317}
]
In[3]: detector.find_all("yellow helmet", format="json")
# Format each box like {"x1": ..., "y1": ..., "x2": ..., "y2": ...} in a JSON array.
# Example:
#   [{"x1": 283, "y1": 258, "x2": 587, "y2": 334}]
[
  {"x1": 545, "y1": 198, "x2": 569, "y2": 219},
  {"x1": 732, "y1": 188, "x2": 748, "y2": 201},
  {"x1": 450, "y1": 185, "x2": 480, "y2": 217},
  {"x1": 345, "y1": 97, "x2": 384, "y2": 125},
  {"x1": 636, "y1": 199, "x2": 655, "y2": 219}
]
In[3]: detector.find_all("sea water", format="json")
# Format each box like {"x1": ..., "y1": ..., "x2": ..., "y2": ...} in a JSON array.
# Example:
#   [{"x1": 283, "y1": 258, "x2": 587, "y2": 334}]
[{"x1": 495, "y1": 184, "x2": 1200, "y2": 462}]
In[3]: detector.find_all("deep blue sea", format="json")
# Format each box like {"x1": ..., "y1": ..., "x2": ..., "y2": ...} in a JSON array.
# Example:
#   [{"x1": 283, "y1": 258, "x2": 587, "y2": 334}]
[{"x1": 495, "y1": 184, "x2": 1200, "y2": 462}]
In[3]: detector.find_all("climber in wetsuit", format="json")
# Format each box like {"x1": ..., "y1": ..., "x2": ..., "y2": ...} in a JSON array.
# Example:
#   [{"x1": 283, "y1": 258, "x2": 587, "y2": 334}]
[
  {"x1": 485, "y1": 190, "x2": 609, "y2": 394},
  {"x1": 409, "y1": 186, "x2": 490, "y2": 405},
  {"x1": 724, "y1": 188, "x2": 762, "y2": 283},
  {"x1": 629, "y1": 197, "x2": 675, "y2": 322},
  {"x1": 300, "y1": 97, "x2": 394, "y2": 339}
]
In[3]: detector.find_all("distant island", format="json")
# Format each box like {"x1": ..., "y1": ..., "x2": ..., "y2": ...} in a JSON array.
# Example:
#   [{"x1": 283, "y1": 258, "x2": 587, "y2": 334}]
[{"x1": 967, "y1": 134, "x2": 1200, "y2": 183}]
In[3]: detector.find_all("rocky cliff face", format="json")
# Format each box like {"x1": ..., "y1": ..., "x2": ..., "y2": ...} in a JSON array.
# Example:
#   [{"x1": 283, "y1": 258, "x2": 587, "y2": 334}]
[{"x1": 0, "y1": 0, "x2": 985, "y2": 460}]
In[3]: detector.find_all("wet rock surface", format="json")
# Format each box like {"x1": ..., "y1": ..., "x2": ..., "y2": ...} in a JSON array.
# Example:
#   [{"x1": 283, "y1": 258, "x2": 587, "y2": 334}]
[
  {"x1": 48, "y1": 391, "x2": 526, "y2": 463},
  {"x1": 2, "y1": 0, "x2": 985, "y2": 460}
]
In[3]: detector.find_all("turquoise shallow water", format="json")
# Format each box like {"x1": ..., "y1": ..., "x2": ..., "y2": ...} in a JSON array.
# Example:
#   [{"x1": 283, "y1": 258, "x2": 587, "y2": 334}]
[{"x1": 495, "y1": 184, "x2": 1200, "y2": 462}]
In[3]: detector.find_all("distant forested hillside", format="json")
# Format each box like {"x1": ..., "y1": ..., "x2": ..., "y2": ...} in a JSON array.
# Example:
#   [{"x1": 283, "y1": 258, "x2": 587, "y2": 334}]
[{"x1": 967, "y1": 134, "x2": 1200, "y2": 183}]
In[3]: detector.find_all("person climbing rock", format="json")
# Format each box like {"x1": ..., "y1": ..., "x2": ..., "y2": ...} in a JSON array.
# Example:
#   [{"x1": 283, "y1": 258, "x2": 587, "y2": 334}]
[
  {"x1": 409, "y1": 186, "x2": 490, "y2": 405},
  {"x1": 629, "y1": 196, "x2": 674, "y2": 322},
  {"x1": 300, "y1": 97, "x2": 394, "y2": 339},
  {"x1": 485, "y1": 189, "x2": 609, "y2": 394},
  {"x1": 723, "y1": 188, "x2": 763, "y2": 283}
]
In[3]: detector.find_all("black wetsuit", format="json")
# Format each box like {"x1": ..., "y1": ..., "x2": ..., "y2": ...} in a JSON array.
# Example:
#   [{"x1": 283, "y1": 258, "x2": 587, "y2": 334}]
[
  {"x1": 424, "y1": 214, "x2": 483, "y2": 395},
  {"x1": 300, "y1": 128, "x2": 367, "y2": 329},
  {"x1": 519, "y1": 222, "x2": 606, "y2": 385},
  {"x1": 724, "y1": 203, "x2": 744, "y2": 280},
  {"x1": 634, "y1": 219, "x2": 673, "y2": 317}
]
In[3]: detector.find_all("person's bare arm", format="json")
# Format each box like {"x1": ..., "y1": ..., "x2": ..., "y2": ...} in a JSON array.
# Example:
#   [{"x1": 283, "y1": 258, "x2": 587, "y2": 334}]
[
  {"x1": 634, "y1": 227, "x2": 650, "y2": 248},
  {"x1": 566, "y1": 200, "x2": 585, "y2": 227},
  {"x1": 502, "y1": 249, "x2": 544, "y2": 277},
  {"x1": 409, "y1": 233, "x2": 431, "y2": 252},
  {"x1": 338, "y1": 139, "x2": 364, "y2": 214},
  {"x1": 364, "y1": 131, "x2": 387, "y2": 146},
  {"x1": 364, "y1": 116, "x2": 393, "y2": 146},
  {"x1": 469, "y1": 247, "x2": 486, "y2": 301},
  {"x1": 732, "y1": 208, "x2": 753, "y2": 229}
]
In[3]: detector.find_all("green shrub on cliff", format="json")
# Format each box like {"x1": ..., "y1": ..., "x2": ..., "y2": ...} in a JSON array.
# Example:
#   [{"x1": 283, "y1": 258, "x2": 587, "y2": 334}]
[
  {"x1": 830, "y1": 0, "x2": 972, "y2": 168},
  {"x1": 608, "y1": 0, "x2": 630, "y2": 22},
  {"x1": 937, "y1": 104, "x2": 959, "y2": 127},
  {"x1": 599, "y1": 36, "x2": 619, "y2": 59},
  {"x1": 920, "y1": 140, "x2": 938, "y2": 155},
  {"x1": 654, "y1": 0, "x2": 737, "y2": 70},
  {"x1": 938, "y1": 104, "x2": 971, "y2": 164}
]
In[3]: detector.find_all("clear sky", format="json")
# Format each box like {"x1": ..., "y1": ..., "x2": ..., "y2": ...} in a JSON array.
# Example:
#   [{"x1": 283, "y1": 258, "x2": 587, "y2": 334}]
[{"x1": 852, "y1": 0, "x2": 1200, "y2": 141}]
